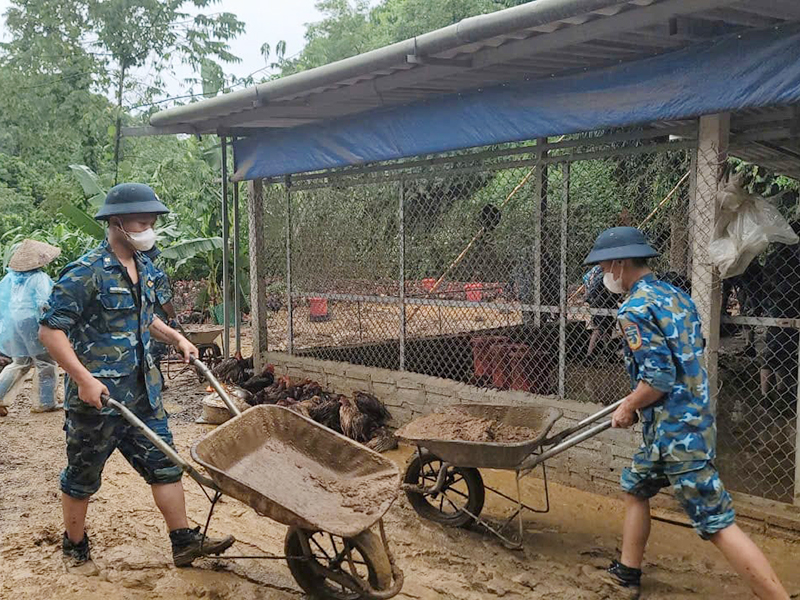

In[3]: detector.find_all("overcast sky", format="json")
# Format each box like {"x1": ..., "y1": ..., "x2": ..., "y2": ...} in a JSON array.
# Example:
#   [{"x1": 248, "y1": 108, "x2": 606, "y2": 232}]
[{"x1": 0, "y1": 0, "x2": 327, "y2": 100}]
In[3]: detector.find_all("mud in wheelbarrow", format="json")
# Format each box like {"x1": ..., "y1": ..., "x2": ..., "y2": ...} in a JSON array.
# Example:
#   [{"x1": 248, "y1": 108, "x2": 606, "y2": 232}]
[
  {"x1": 106, "y1": 358, "x2": 404, "y2": 600},
  {"x1": 191, "y1": 404, "x2": 400, "y2": 538},
  {"x1": 397, "y1": 402, "x2": 620, "y2": 548}
]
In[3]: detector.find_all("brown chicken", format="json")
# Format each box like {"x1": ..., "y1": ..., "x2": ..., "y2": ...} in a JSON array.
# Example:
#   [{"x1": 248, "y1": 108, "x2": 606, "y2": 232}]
[
  {"x1": 308, "y1": 395, "x2": 342, "y2": 432},
  {"x1": 241, "y1": 364, "x2": 276, "y2": 394},
  {"x1": 209, "y1": 351, "x2": 246, "y2": 384},
  {"x1": 354, "y1": 392, "x2": 392, "y2": 423},
  {"x1": 366, "y1": 427, "x2": 398, "y2": 453},
  {"x1": 339, "y1": 396, "x2": 374, "y2": 443}
]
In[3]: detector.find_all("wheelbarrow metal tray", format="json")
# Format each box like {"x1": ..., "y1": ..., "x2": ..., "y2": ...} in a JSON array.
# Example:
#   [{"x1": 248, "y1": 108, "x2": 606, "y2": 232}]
[
  {"x1": 191, "y1": 405, "x2": 400, "y2": 538},
  {"x1": 184, "y1": 325, "x2": 224, "y2": 345},
  {"x1": 396, "y1": 404, "x2": 562, "y2": 469}
]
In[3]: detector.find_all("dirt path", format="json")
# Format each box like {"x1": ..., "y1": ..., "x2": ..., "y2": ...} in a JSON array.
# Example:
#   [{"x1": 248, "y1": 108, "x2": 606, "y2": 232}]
[{"x1": 2, "y1": 369, "x2": 799, "y2": 600}]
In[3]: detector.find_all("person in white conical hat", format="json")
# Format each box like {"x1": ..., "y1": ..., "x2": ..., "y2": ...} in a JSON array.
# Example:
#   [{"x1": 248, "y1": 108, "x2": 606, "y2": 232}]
[{"x1": 0, "y1": 239, "x2": 62, "y2": 416}]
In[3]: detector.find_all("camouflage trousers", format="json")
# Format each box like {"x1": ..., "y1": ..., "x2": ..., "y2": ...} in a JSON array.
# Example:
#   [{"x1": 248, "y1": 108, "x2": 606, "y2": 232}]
[
  {"x1": 621, "y1": 458, "x2": 735, "y2": 539},
  {"x1": 60, "y1": 375, "x2": 182, "y2": 499}
]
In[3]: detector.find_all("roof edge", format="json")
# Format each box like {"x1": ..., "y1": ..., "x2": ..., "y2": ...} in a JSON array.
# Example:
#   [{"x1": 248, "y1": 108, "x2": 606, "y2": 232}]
[{"x1": 150, "y1": 0, "x2": 626, "y2": 129}]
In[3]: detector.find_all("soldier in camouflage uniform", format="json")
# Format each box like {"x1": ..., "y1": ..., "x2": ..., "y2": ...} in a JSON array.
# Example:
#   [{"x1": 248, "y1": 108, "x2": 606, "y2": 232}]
[
  {"x1": 39, "y1": 183, "x2": 234, "y2": 572},
  {"x1": 584, "y1": 227, "x2": 787, "y2": 600}
]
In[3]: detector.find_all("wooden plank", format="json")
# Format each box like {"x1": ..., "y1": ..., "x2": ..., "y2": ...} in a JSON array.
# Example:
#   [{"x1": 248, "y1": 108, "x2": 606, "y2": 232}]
[
  {"x1": 691, "y1": 113, "x2": 729, "y2": 414},
  {"x1": 247, "y1": 179, "x2": 269, "y2": 370}
]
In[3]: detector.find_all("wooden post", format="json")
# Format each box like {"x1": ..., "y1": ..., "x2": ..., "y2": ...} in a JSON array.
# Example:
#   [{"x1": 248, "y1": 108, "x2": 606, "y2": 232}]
[
  {"x1": 285, "y1": 177, "x2": 294, "y2": 355},
  {"x1": 691, "y1": 113, "x2": 729, "y2": 414},
  {"x1": 533, "y1": 137, "x2": 547, "y2": 328},
  {"x1": 247, "y1": 179, "x2": 268, "y2": 371},
  {"x1": 795, "y1": 339, "x2": 800, "y2": 506},
  {"x1": 558, "y1": 162, "x2": 569, "y2": 399},
  {"x1": 399, "y1": 180, "x2": 407, "y2": 371},
  {"x1": 233, "y1": 178, "x2": 242, "y2": 355},
  {"x1": 221, "y1": 136, "x2": 230, "y2": 358}
]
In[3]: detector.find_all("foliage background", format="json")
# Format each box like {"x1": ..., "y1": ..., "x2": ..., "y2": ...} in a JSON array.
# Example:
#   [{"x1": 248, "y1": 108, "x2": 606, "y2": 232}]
[{"x1": 1, "y1": 0, "x2": 797, "y2": 307}]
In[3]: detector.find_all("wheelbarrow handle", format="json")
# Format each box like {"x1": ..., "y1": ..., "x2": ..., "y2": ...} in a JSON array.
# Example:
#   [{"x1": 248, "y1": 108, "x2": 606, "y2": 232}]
[
  {"x1": 517, "y1": 398, "x2": 628, "y2": 477},
  {"x1": 190, "y1": 356, "x2": 242, "y2": 418},
  {"x1": 101, "y1": 394, "x2": 220, "y2": 491},
  {"x1": 518, "y1": 419, "x2": 613, "y2": 477},
  {"x1": 540, "y1": 398, "x2": 625, "y2": 446}
]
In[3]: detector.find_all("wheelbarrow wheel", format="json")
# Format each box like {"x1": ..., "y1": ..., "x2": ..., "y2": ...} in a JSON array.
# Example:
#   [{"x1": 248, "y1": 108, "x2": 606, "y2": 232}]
[
  {"x1": 284, "y1": 527, "x2": 392, "y2": 600},
  {"x1": 403, "y1": 450, "x2": 484, "y2": 528}
]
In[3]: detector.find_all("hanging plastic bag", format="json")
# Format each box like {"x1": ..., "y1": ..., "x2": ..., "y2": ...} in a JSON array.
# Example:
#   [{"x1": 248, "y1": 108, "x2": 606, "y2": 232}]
[
  {"x1": 0, "y1": 270, "x2": 54, "y2": 357},
  {"x1": 708, "y1": 176, "x2": 799, "y2": 279}
]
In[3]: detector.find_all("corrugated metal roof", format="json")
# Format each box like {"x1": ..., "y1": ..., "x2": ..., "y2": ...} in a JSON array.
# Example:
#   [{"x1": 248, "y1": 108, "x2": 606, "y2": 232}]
[{"x1": 144, "y1": 0, "x2": 800, "y2": 137}]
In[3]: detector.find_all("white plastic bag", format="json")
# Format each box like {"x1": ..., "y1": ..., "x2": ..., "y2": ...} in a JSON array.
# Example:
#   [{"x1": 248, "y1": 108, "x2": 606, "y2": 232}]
[{"x1": 708, "y1": 176, "x2": 799, "y2": 279}]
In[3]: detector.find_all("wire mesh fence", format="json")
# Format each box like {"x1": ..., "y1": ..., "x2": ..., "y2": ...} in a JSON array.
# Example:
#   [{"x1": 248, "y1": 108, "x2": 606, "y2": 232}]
[{"x1": 257, "y1": 132, "x2": 800, "y2": 505}]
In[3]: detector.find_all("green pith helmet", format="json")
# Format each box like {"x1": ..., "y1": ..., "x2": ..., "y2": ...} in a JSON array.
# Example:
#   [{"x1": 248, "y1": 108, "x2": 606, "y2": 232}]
[
  {"x1": 95, "y1": 183, "x2": 169, "y2": 220},
  {"x1": 584, "y1": 227, "x2": 659, "y2": 265}
]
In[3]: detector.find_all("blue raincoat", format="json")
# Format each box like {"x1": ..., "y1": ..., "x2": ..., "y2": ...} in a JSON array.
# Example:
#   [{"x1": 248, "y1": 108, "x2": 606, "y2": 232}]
[{"x1": 0, "y1": 269, "x2": 54, "y2": 357}]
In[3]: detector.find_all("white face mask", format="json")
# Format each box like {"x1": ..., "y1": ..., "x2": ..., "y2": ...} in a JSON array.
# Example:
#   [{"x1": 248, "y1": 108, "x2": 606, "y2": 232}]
[
  {"x1": 603, "y1": 266, "x2": 626, "y2": 295},
  {"x1": 117, "y1": 224, "x2": 157, "y2": 252}
]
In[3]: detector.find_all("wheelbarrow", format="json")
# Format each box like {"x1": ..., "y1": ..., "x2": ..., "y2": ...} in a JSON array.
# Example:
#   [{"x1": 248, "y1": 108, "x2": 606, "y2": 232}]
[
  {"x1": 182, "y1": 325, "x2": 224, "y2": 363},
  {"x1": 159, "y1": 325, "x2": 224, "y2": 382},
  {"x1": 102, "y1": 357, "x2": 404, "y2": 600},
  {"x1": 396, "y1": 400, "x2": 623, "y2": 549}
]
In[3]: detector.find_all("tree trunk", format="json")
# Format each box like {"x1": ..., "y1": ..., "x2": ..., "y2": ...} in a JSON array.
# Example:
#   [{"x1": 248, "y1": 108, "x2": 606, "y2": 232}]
[{"x1": 113, "y1": 64, "x2": 126, "y2": 185}]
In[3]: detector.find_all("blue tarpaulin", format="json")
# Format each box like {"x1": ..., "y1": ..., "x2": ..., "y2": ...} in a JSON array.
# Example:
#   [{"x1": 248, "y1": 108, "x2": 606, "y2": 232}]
[{"x1": 233, "y1": 24, "x2": 800, "y2": 181}]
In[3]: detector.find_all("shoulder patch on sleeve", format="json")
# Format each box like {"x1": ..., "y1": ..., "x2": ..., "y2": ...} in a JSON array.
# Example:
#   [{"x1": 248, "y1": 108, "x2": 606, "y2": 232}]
[{"x1": 623, "y1": 322, "x2": 642, "y2": 351}]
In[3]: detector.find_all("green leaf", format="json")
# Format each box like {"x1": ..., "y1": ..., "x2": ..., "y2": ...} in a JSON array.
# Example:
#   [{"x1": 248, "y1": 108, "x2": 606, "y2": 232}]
[
  {"x1": 200, "y1": 58, "x2": 224, "y2": 97},
  {"x1": 58, "y1": 203, "x2": 105, "y2": 240},
  {"x1": 69, "y1": 164, "x2": 107, "y2": 208},
  {"x1": 161, "y1": 236, "x2": 223, "y2": 266}
]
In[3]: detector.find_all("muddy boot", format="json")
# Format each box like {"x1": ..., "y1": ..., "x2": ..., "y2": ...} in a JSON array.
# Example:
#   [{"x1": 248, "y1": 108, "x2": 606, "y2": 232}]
[
  {"x1": 170, "y1": 527, "x2": 235, "y2": 567},
  {"x1": 62, "y1": 532, "x2": 98, "y2": 575},
  {"x1": 599, "y1": 560, "x2": 641, "y2": 599}
]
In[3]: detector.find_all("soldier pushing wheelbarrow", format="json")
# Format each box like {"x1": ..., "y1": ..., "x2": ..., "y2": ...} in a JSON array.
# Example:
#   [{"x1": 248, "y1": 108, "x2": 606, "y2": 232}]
[{"x1": 400, "y1": 227, "x2": 789, "y2": 600}]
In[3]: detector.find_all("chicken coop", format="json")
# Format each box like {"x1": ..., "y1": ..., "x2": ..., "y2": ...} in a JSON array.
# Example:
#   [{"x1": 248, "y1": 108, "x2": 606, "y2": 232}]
[{"x1": 140, "y1": 1, "x2": 800, "y2": 522}]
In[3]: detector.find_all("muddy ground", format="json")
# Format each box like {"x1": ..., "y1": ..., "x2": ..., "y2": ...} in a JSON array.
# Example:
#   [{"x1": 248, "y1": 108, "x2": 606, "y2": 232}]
[{"x1": 2, "y1": 366, "x2": 799, "y2": 600}]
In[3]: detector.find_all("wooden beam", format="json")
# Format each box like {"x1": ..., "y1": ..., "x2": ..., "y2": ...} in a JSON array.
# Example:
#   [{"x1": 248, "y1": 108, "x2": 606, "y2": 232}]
[
  {"x1": 691, "y1": 113, "x2": 729, "y2": 415},
  {"x1": 247, "y1": 179, "x2": 269, "y2": 370}
]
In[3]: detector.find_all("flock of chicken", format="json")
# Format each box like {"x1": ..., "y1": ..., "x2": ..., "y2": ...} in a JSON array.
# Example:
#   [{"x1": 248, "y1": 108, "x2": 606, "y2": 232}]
[{"x1": 206, "y1": 353, "x2": 397, "y2": 452}]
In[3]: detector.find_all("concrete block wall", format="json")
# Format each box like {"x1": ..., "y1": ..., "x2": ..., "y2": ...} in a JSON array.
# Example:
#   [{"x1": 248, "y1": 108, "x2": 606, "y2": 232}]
[{"x1": 265, "y1": 351, "x2": 642, "y2": 499}]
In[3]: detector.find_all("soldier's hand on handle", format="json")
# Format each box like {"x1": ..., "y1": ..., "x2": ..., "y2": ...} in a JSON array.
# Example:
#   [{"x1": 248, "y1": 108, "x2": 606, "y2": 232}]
[
  {"x1": 77, "y1": 376, "x2": 110, "y2": 410},
  {"x1": 176, "y1": 338, "x2": 199, "y2": 364},
  {"x1": 611, "y1": 401, "x2": 638, "y2": 429}
]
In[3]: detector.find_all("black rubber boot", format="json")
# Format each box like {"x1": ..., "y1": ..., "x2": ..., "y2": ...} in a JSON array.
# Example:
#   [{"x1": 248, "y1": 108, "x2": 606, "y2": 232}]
[
  {"x1": 601, "y1": 560, "x2": 642, "y2": 599},
  {"x1": 62, "y1": 532, "x2": 92, "y2": 568},
  {"x1": 170, "y1": 526, "x2": 235, "y2": 567}
]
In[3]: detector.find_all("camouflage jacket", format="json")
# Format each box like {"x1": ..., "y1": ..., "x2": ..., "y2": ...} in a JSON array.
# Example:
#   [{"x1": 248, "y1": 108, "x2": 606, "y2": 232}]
[
  {"x1": 617, "y1": 273, "x2": 715, "y2": 468},
  {"x1": 40, "y1": 241, "x2": 162, "y2": 412},
  {"x1": 144, "y1": 246, "x2": 173, "y2": 322}
]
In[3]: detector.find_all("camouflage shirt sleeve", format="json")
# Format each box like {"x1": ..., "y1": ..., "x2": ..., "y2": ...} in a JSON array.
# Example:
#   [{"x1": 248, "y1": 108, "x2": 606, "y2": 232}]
[
  {"x1": 618, "y1": 308, "x2": 676, "y2": 393},
  {"x1": 153, "y1": 269, "x2": 173, "y2": 306},
  {"x1": 39, "y1": 263, "x2": 97, "y2": 333}
]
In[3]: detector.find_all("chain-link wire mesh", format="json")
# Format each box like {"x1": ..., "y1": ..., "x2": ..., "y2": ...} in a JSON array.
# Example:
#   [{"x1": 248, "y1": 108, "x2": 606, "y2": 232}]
[{"x1": 257, "y1": 133, "x2": 800, "y2": 505}]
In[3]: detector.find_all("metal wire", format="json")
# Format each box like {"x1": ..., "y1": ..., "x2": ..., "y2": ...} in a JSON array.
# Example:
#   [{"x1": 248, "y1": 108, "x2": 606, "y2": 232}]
[{"x1": 258, "y1": 139, "x2": 799, "y2": 506}]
